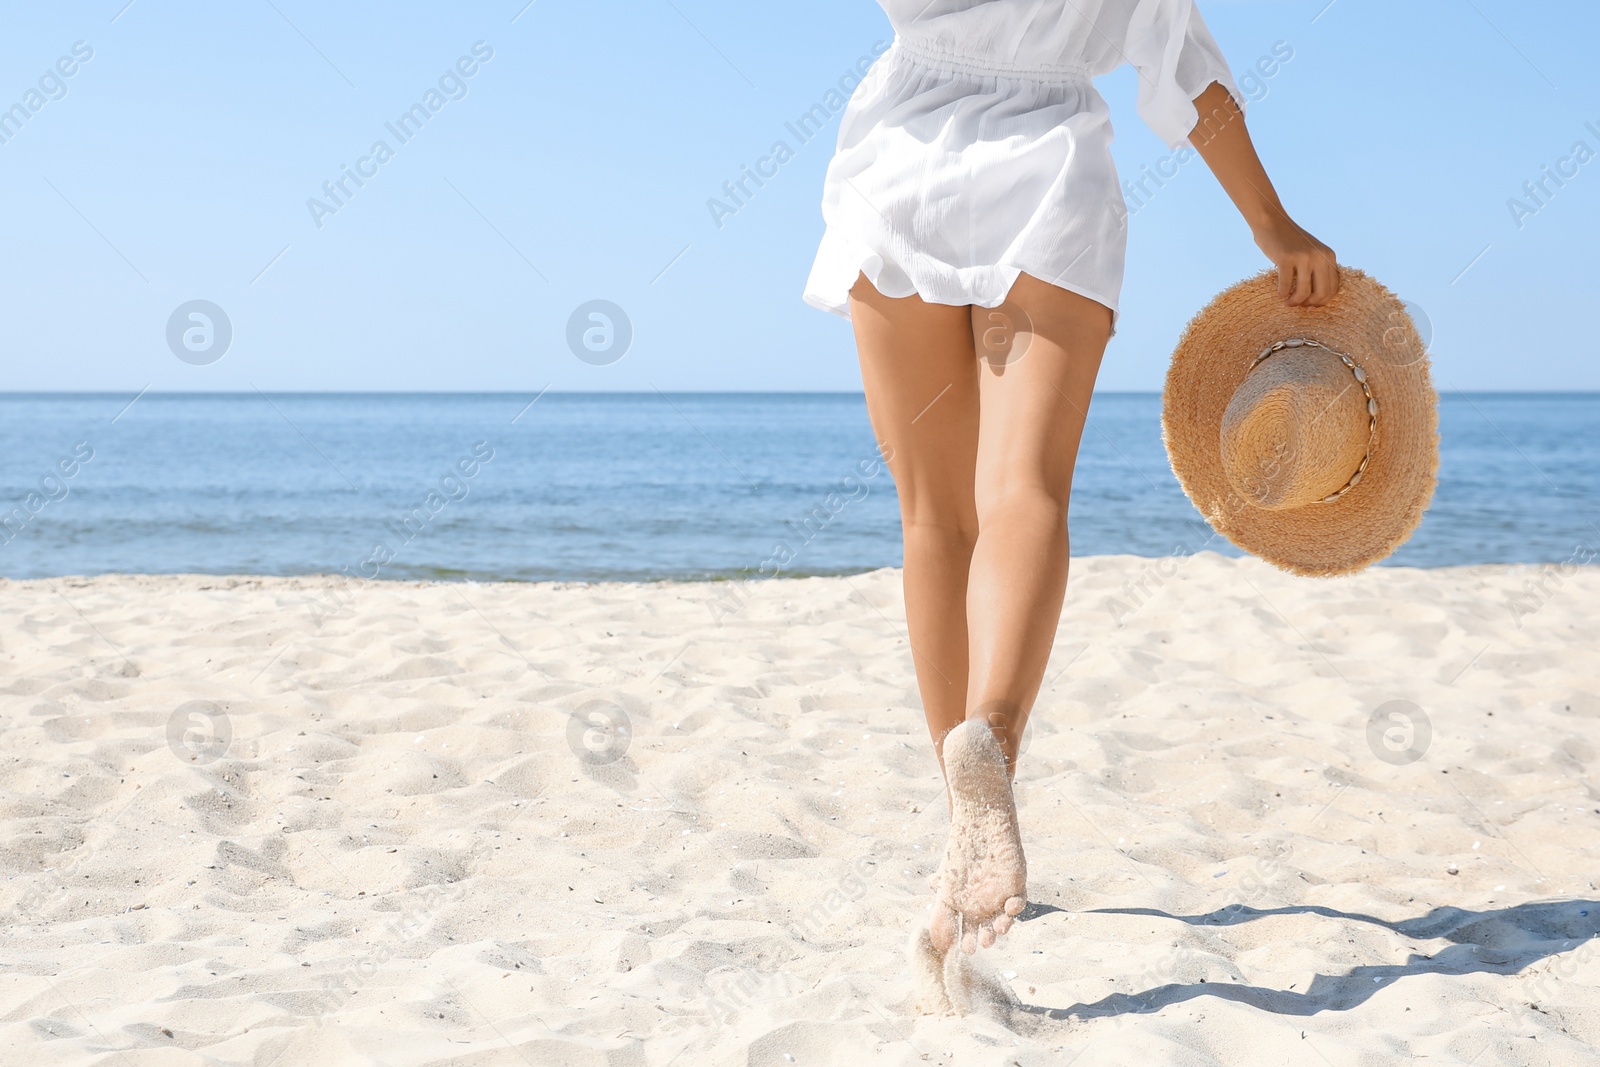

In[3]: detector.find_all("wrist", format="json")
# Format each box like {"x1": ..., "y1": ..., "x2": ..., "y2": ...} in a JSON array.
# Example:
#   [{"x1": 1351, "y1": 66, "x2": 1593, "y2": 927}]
[{"x1": 1248, "y1": 207, "x2": 1294, "y2": 240}]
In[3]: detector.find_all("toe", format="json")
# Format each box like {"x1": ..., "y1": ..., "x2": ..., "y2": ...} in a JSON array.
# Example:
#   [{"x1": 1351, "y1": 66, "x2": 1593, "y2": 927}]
[
  {"x1": 1004, "y1": 895, "x2": 1026, "y2": 917},
  {"x1": 993, "y1": 913, "x2": 1013, "y2": 936},
  {"x1": 929, "y1": 903, "x2": 957, "y2": 954},
  {"x1": 928, "y1": 895, "x2": 947, "y2": 947},
  {"x1": 978, "y1": 923, "x2": 996, "y2": 949}
]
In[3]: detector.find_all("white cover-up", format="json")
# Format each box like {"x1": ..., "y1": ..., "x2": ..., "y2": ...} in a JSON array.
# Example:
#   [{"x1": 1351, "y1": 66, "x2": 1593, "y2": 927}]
[{"x1": 802, "y1": 0, "x2": 1244, "y2": 330}]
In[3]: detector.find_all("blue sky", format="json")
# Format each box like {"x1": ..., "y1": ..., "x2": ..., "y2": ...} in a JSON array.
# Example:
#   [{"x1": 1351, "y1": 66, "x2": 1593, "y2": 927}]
[{"x1": 0, "y1": 0, "x2": 1595, "y2": 392}]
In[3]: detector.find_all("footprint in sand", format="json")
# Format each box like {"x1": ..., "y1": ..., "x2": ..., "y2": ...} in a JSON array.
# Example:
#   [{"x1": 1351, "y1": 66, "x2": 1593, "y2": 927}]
[{"x1": 926, "y1": 719, "x2": 1028, "y2": 956}]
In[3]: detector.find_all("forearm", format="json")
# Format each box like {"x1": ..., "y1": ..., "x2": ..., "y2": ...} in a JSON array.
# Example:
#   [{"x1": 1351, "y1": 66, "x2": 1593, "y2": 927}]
[
  {"x1": 1186, "y1": 81, "x2": 1285, "y2": 234},
  {"x1": 1183, "y1": 79, "x2": 1338, "y2": 305},
  {"x1": 1190, "y1": 80, "x2": 1337, "y2": 300}
]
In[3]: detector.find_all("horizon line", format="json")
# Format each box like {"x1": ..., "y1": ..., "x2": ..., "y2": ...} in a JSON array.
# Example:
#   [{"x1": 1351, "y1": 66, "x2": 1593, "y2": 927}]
[{"x1": 3, "y1": 388, "x2": 1598, "y2": 397}]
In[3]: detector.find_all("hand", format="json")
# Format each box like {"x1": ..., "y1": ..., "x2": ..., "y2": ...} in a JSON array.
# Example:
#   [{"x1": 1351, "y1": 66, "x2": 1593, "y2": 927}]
[{"x1": 1253, "y1": 216, "x2": 1339, "y2": 307}]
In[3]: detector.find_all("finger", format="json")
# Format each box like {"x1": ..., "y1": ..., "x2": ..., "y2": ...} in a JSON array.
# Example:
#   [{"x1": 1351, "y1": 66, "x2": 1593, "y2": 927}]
[
  {"x1": 1276, "y1": 266, "x2": 1293, "y2": 302},
  {"x1": 1306, "y1": 255, "x2": 1337, "y2": 305},
  {"x1": 1288, "y1": 258, "x2": 1314, "y2": 305},
  {"x1": 1307, "y1": 263, "x2": 1328, "y2": 305}
]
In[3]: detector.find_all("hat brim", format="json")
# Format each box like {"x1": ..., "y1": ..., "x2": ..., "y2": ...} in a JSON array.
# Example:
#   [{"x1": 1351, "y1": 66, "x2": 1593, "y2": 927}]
[{"x1": 1162, "y1": 267, "x2": 1439, "y2": 577}]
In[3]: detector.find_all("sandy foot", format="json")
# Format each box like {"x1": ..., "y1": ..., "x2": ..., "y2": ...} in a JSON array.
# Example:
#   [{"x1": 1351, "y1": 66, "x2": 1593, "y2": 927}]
[{"x1": 927, "y1": 719, "x2": 1028, "y2": 956}]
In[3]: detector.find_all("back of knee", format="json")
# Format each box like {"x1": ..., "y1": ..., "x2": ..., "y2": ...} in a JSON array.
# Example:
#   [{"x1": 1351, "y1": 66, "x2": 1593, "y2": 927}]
[
  {"x1": 975, "y1": 481, "x2": 1071, "y2": 528},
  {"x1": 900, "y1": 501, "x2": 980, "y2": 549}
]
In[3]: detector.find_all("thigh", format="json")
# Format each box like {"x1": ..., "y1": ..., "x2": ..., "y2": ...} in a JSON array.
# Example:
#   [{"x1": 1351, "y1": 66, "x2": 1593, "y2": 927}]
[
  {"x1": 847, "y1": 274, "x2": 981, "y2": 529},
  {"x1": 970, "y1": 273, "x2": 1113, "y2": 515}
]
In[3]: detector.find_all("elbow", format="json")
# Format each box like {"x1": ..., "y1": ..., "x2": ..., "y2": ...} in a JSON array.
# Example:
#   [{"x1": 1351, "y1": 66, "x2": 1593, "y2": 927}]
[{"x1": 1187, "y1": 81, "x2": 1243, "y2": 149}]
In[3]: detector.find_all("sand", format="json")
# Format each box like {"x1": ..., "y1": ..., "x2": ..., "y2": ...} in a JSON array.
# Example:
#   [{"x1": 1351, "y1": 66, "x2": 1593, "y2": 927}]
[{"x1": 2, "y1": 552, "x2": 1598, "y2": 1065}]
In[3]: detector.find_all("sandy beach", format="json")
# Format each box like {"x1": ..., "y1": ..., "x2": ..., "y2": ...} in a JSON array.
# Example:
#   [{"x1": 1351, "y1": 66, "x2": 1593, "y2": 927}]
[{"x1": 3, "y1": 552, "x2": 1598, "y2": 1065}]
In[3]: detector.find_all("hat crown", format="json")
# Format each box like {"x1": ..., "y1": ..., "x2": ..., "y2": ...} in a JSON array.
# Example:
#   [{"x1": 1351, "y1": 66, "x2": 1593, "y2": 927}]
[{"x1": 1219, "y1": 345, "x2": 1370, "y2": 511}]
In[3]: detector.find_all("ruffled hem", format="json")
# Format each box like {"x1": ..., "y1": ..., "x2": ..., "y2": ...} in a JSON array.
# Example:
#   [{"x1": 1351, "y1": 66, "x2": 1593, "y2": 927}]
[{"x1": 802, "y1": 228, "x2": 1121, "y2": 336}]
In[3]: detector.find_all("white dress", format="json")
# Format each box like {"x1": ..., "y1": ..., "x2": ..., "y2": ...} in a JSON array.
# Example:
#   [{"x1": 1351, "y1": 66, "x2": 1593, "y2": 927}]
[{"x1": 802, "y1": 0, "x2": 1243, "y2": 330}]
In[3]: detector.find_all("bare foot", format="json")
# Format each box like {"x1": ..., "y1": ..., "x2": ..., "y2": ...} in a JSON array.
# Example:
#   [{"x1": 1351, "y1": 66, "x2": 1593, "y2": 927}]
[{"x1": 927, "y1": 720, "x2": 1027, "y2": 955}]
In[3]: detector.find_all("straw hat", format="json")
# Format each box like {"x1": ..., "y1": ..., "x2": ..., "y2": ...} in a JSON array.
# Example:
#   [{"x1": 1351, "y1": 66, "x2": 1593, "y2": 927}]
[{"x1": 1162, "y1": 267, "x2": 1438, "y2": 577}]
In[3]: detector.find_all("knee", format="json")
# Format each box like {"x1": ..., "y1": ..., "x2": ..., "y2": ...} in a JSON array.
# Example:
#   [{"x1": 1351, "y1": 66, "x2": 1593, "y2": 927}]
[
  {"x1": 974, "y1": 479, "x2": 1071, "y2": 530},
  {"x1": 899, "y1": 495, "x2": 980, "y2": 552}
]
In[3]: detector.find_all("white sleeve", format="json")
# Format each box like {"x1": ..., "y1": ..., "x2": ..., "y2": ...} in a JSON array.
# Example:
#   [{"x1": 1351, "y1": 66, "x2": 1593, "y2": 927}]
[{"x1": 1123, "y1": 0, "x2": 1244, "y2": 150}]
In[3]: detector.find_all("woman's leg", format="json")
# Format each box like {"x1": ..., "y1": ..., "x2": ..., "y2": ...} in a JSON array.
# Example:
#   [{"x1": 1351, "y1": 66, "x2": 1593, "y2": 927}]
[
  {"x1": 966, "y1": 273, "x2": 1112, "y2": 768},
  {"x1": 926, "y1": 273, "x2": 1112, "y2": 955},
  {"x1": 846, "y1": 274, "x2": 981, "y2": 759},
  {"x1": 848, "y1": 269, "x2": 1112, "y2": 959}
]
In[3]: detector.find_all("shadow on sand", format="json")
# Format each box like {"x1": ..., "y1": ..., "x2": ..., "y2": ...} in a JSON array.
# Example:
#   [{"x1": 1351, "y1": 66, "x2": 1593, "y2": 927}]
[{"x1": 1011, "y1": 897, "x2": 1599, "y2": 1020}]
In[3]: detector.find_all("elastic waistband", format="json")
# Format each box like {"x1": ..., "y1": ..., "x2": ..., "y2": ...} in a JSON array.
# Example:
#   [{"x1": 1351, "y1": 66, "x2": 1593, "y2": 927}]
[{"x1": 891, "y1": 35, "x2": 1093, "y2": 85}]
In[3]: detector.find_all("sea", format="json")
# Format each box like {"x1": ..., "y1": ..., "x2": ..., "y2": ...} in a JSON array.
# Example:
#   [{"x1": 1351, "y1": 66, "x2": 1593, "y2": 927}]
[{"x1": 0, "y1": 392, "x2": 1594, "y2": 581}]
